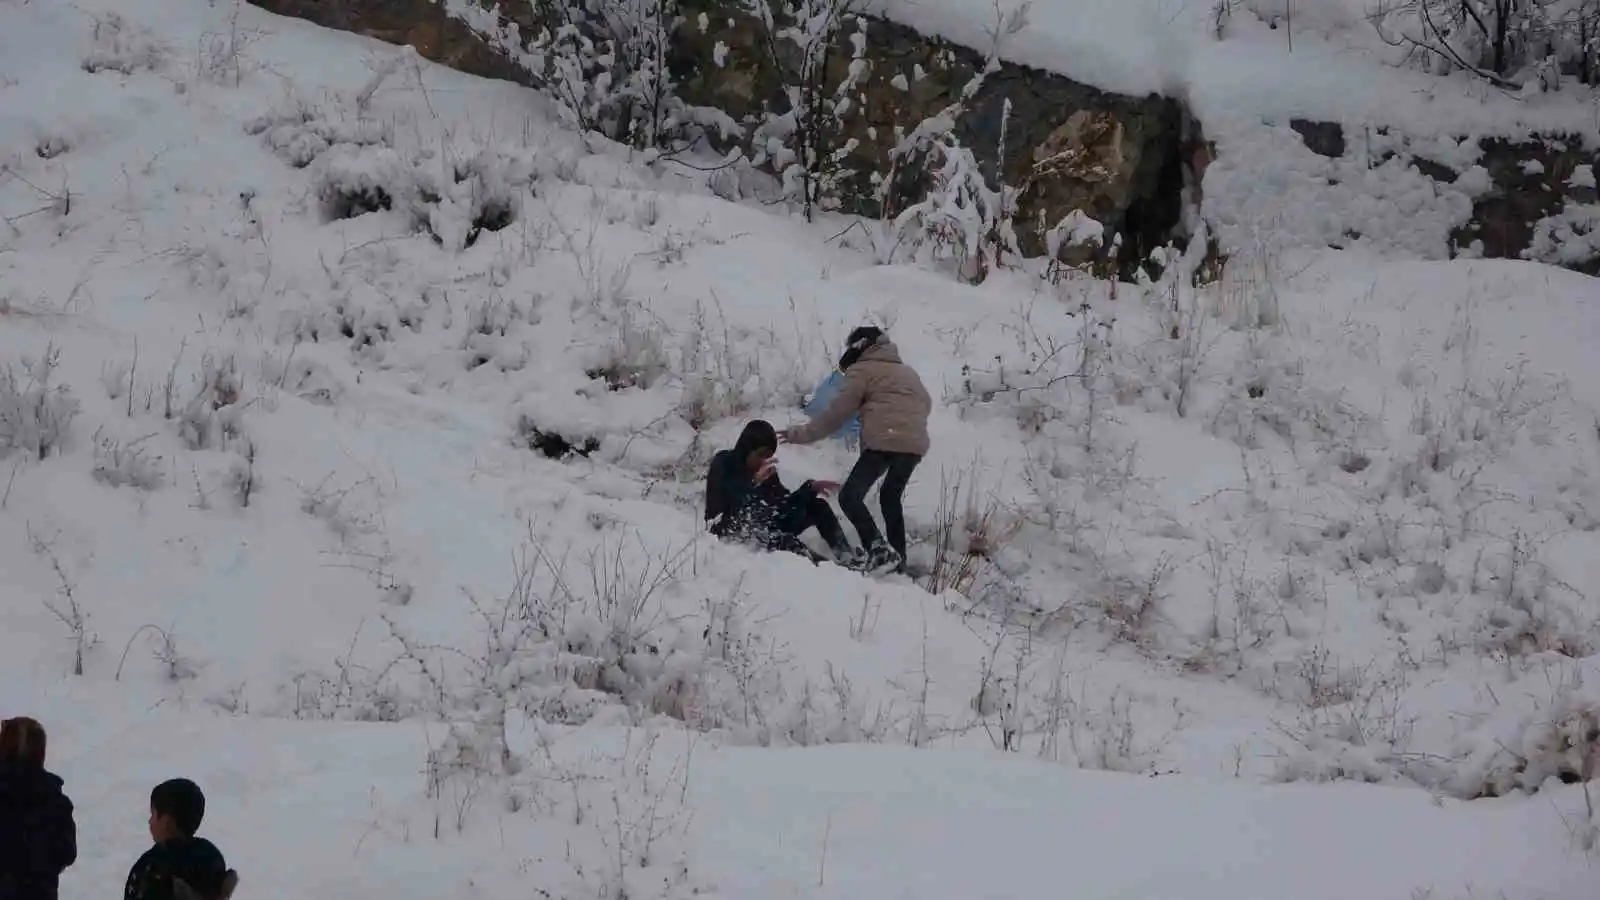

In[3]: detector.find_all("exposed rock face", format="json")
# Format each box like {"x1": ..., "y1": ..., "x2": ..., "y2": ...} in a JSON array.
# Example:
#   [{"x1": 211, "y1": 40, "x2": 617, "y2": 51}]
[
  {"x1": 670, "y1": 4, "x2": 1203, "y2": 270},
  {"x1": 246, "y1": 0, "x2": 1206, "y2": 274}
]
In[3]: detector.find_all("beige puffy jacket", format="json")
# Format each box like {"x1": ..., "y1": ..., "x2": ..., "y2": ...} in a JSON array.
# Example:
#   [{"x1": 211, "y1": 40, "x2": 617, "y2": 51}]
[{"x1": 787, "y1": 340, "x2": 932, "y2": 456}]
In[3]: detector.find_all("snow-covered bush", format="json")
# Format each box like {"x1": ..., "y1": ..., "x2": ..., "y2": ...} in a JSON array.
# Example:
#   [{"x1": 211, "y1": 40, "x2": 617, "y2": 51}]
[
  {"x1": 174, "y1": 352, "x2": 247, "y2": 452},
  {"x1": 1371, "y1": 0, "x2": 1600, "y2": 88},
  {"x1": 1457, "y1": 687, "x2": 1600, "y2": 798},
  {"x1": 0, "y1": 346, "x2": 80, "y2": 460},
  {"x1": 921, "y1": 464, "x2": 1023, "y2": 596},
  {"x1": 1044, "y1": 210, "x2": 1106, "y2": 275},
  {"x1": 311, "y1": 142, "x2": 413, "y2": 222},
  {"x1": 435, "y1": 0, "x2": 732, "y2": 150},
  {"x1": 245, "y1": 101, "x2": 392, "y2": 169},
  {"x1": 413, "y1": 144, "x2": 536, "y2": 251},
  {"x1": 1207, "y1": 337, "x2": 1373, "y2": 452},
  {"x1": 879, "y1": 2, "x2": 1030, "y2": 277},
  {"x1": 887, "y1": 136, "x2": 1020, "y2": 284},
  {"x1": 90, "y1": 430, "x2": 166, "y2": 491},
  {"x1": 743, "y1": 0, "x2": 872, "y2": 220},
  {"x1": 1526, "y1": 202, "x2": 1600, "y2": 269},
  {"x1": 81, "y1": 13, "x2": 166, "y2": 75},
  {"x1": 373, "y1": 529, "x2": 772, "y2": 732}
]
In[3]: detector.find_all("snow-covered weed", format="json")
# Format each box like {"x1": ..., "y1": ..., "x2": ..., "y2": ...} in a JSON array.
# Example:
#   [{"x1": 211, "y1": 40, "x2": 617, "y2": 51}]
[
  {"x1": 1526, "y1": 203, "x2": 1600, "y2": 269},
  {"x1": 245, "y1": 99, "x2": 393, "y2": 169},
  {"x1": 1208, "y1": 336, "x2": 1372, "y2": 453},
  {"x1": 672, "y1": 300, "x2": 807, "y2": 432},
  {"x1": 1270, "y1": 667, "x2": 1419, "y2": 787},
  {"x1": 27, "y1": 529, "x2": 98, "y2": 678},
  {"x1": 376, "y1": 528, "x2": 712, "y2": 729},
  {"x1": 425, "y1": 722, "x2": 701, "y2": 898},
  {"x1": 90, "y1": 429, "x2": 165, "y2": 491},
  {"x1": 1462, "y1": 682, "x2": 1600, "y2": 799},
  {"x1": 174, "y1": 352, "x2": 248, "y2": 452},
  {"x1": 116, "y1": 624, "x2": 199, "y2": 683},
  {"x1": 81, "y1": 13, "x2": 167, "y2": 75},
  {"x1": 226, "y1": 437, "x2": 259, "y2": 508},
  {"x1": 0, "y1": 345, "x2": 80, "y2": 460},
  {"x1": 195, "y1": 0, "x2": 265, "y2": 87},
  {"x1": 921, "y1": 462, "x2": 1022, "y2": 597}
]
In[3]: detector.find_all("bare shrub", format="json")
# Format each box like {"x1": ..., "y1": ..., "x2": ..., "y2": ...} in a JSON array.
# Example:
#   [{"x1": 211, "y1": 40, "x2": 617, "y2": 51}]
[
  {"x1": 299, "y1": 473, "x2": 380, "y2": 544},
  {"x1": 175, "y1": 352, "x2": 247, "y2": 451},
  {"x1": 227, "y1": 438, "x2": 259, "y2": 508},
  {"x1": 196, "y1": 0, "x2": 266, "y2": 87},
  {"x1": 116, "y1": 624, "x2": 199, "y2": 682},
  {"x1": 91, "y1": 429, "x2": 165, "y2": 490},
  {"x1": 82, "y1": 13, "x2": 167, "y2": 74},
  {"x1": 0, "y1": 346, "x2": 80, "y2": 460},
  {"x1": 27, "y1": 529, "x2": 97, "y2": 676},
  {"x1": 923, "y1": 464, "x2": 1021, "y2": 596}
]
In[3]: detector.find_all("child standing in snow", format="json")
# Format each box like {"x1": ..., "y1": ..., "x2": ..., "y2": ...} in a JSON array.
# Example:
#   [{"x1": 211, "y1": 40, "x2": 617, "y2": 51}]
[
  {"x1": 782, "y1": 327, "x2": 932, "y2": 576},
  {"x1": 124, "y1": 779, "x2": 237, "y2": 900},
  {"x1": 0, "y1": 716, "x2": 77, "y2": 900}
]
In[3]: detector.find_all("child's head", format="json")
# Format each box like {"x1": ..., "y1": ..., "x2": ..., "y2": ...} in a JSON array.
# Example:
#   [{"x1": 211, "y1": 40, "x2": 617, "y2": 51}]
[
  {"x1": 149, "y1": 778, "x2": 206, "y2": 842},
  {"x1": 0, "y1": 717, "x2": 48, "y2": 768},
  {"x1": 733, "y1": 420, "x2": 778, "y2": 472}
]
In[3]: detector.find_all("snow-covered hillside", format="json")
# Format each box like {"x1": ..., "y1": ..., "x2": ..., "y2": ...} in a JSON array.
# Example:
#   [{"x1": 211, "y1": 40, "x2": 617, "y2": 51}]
[{"x1": 3, "y1": 0, "x2": 1600, "y2": 897}]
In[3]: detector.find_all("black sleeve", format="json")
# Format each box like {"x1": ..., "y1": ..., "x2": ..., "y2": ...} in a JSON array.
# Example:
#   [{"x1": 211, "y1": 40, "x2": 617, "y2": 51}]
[
  {"x1": 49, "y1": 793, "x2": 76, "y2": 872},
  {"x1": 705, "y1": 453, "x2": 752, "y2": 528}
]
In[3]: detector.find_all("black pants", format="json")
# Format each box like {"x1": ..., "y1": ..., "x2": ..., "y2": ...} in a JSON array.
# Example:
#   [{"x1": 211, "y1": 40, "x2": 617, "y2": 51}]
[
  {"x1": 771, "y1": 492, "x2": 850, "y2": 559},
  {"x1": 840, "y1": 450, "x2": 921, "y2": 562}
]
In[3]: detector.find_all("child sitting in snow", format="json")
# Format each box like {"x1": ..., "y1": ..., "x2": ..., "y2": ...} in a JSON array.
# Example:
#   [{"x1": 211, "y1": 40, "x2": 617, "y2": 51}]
[
  {"x1": 704, "y1": 419, "x2": 862, "y2": 566},
  {"x1": 124, "y1": 778, "x2": 238, "y2": 900}
]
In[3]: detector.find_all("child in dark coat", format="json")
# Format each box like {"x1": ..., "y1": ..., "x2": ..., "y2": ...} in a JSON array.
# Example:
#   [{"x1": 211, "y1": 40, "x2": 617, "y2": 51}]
[
  {"x1": 705, "y1": 419, "x2": 859, "y2": 565},
  {"x1": 0, "y1": 717, "x2": 77, "y2": 900},
  {"x1": 124, "y1": 779, "x2": 237, "y2": 900}
]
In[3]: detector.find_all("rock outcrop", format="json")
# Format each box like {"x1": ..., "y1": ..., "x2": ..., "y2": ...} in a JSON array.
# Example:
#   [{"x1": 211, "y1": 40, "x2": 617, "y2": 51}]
[
  {"x1": 669, "y1": 4, "x2": 1205, "y2": 270},
  {"x1": 1284, "y1": 119, "x2": 1600, "y2": 274}
]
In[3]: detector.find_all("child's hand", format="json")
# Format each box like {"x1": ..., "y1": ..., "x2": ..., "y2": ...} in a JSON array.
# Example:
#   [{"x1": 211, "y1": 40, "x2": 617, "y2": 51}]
[
  {"x1": 811, "y1": 480, "x2": 840, "y2": 495},
  {"x1": 755, "y1": 460, "x2": 778, "y2": 483}
]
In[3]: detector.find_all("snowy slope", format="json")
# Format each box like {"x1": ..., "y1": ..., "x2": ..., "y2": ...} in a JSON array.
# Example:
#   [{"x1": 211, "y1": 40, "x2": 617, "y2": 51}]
[{"x1": 3, "y1": 0, "x2": 1600, "y2": 897}]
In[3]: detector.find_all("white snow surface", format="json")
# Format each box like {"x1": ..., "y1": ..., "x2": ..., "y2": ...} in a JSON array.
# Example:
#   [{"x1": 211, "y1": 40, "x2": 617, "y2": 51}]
[{"x1": 3, "y1": 0, "x2": 1600, "y2": 898}]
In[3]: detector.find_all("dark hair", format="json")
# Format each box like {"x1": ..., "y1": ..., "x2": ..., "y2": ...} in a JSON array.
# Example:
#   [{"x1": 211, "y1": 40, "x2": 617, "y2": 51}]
[
  {"x1": 838, "y1": 326, "x2": 884, "y2": 370},
  {"x1": 152, "y1": 778, "x2": 206, "y2": 837},
  {"x1": 733, "y1": 419, "x2": 778, "y2": 457},
  {"x1": 0, "y1": 717, "x2": 47, "y2": 768}
]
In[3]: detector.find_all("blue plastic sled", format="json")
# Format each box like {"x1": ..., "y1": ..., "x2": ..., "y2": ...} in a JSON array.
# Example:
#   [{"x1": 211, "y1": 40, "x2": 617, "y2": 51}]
[{"x1": 804, "y1": 370, "x2": 861, "y2": 442}]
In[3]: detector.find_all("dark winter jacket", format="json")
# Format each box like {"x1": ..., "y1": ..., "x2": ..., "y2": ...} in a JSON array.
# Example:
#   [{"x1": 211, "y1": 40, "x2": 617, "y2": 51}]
[
  {"x1": 124, "y1": 837, "x2": 228, "y2": 900},
  {"x1": 785, "y1": 337, "x2": 931, "y2": 456},
  {"x1": 0, "y1": 761, "x2": 77, "y2": 900},
  {"x1": 705, "y1": 421, "x2": 817, "y2": 548}
]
